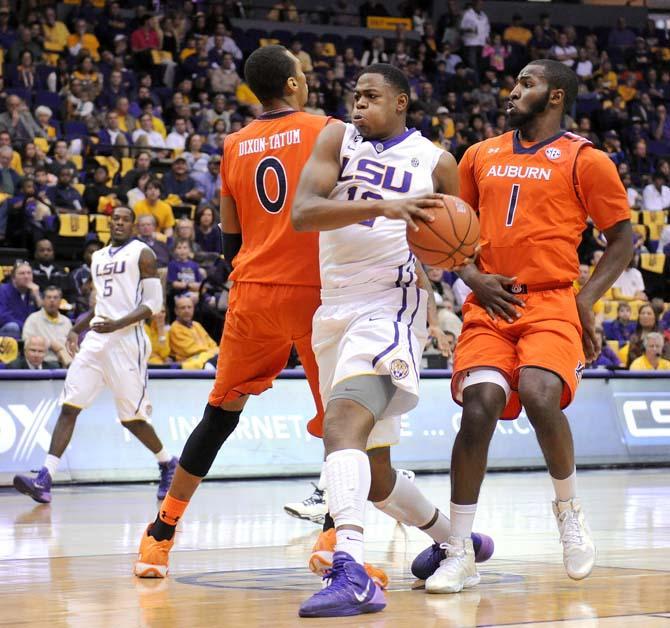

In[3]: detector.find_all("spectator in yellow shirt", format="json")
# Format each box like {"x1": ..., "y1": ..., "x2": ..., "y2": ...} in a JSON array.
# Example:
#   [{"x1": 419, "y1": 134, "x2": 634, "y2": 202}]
[
  {"x1": 134, "y1": 179, "x2": 176, "y2": 237},
  {"x1": 67, "y1": 19, "x2": 101, "y2": 62},
  {"x1": 168, "y1": 296, "x2": 218, "y2": 369},
  {"x1": 503, "y1": 15, "x2": 532, "y2": 47},
  {"x1": 43, "y1": 7, "x2": 70, "y2": 53},
  {"x1": 145, "y1": 310, "x2": 171, "y2": 365},
  {"x1": 629, "y1": 333, "x2": 670, "y2": 371}
]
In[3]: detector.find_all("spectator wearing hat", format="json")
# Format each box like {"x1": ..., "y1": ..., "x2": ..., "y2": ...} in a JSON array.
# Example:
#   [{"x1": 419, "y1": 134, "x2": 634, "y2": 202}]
[
  {"x1": 0, "y1": 262, "x2": 42, "y2": 338},
  {"x1": 193, "y1": 156, "x2": 221, "y2": 206},
  {"x1": 22, "y1": 286, "x2": 73, "y2": 367},
  {"x1": 642, "y1": 172, "x2": 670, "y2": 211},
  {"x1": 162, "y1": 157, "x2": 203, "y2": 205},
  {"x1": 8, "y1": 335, "x2": 60, "y2": 370},
  {"x1": 603, "y1": 130, "x2": 626, "y2": 166}
]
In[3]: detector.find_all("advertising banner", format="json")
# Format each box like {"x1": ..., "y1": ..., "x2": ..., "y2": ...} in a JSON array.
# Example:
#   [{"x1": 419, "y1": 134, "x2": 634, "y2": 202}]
[{"x1": 0, "y1": 372, "x2": 667, "y2": 484}]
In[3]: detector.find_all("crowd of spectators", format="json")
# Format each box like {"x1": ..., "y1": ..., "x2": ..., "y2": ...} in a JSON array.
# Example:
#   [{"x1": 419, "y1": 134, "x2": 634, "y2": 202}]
[{"x1": 0, "y1": 0, "x2": 668, "y2": 371}]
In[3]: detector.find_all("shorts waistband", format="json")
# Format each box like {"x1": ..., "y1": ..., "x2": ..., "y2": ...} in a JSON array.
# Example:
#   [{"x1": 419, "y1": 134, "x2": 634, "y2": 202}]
[
  {"x1": 320, "y1": 283, "x2": 410, "y2": 303},
  {"x1": 504, "y1": 281, "x2": 573, "y2": 294}
]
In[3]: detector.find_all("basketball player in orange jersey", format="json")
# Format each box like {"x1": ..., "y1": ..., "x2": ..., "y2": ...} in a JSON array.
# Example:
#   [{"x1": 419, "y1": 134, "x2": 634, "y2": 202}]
[
  {"x1": 133, "y1": 45, "x2": 331, "y2": 577},
  {"x1": 416, "y1": 59, "x2": 633, "y2": 594}
]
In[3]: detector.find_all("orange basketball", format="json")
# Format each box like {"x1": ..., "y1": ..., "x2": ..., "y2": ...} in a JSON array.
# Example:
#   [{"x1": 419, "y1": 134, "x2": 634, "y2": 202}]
[{"x1": 407, "y1": 195, "x2": 480, "y2": 270}]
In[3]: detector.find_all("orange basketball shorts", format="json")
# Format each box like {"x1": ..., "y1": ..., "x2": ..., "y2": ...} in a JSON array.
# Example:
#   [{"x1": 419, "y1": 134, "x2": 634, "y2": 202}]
[
  {"x1": 452, "y1": 287, "x2": 585, "y2": 419},
  {"x1": 208, "y1": 282, "x2": 324, "y2": 436}
]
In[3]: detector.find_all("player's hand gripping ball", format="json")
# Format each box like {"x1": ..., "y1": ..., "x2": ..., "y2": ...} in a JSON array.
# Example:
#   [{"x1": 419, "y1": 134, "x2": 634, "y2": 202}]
[{"x1": 407, "y1": 195, "x2": 480, "y2": 270}]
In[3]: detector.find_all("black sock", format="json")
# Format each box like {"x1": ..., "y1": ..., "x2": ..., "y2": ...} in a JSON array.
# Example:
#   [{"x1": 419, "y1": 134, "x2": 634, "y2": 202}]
[
  {"x1": 149, "y1": 514, "x2": 176, "y2": 542},
  {"x1": 323, "y1": 511, "x2": 335, "y2": 532}
]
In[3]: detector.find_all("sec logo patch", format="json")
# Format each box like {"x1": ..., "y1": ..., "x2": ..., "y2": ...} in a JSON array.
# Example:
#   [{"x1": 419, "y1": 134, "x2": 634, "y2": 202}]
[
  {"x1": 390, "y1": 359, "x2": 409, "y2": 380},
  {"x1": 545, "y1": 147, "x2": 561, "y2": 160}
]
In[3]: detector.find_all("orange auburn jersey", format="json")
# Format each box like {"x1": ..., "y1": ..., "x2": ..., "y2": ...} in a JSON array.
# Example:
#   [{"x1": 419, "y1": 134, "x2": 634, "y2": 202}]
[
  {"x1": 220, "y1": 110, "x2": 330, "y2": 287},
  {"x1": 458, "y1": 130, "x2": 630, "y2": 286}
]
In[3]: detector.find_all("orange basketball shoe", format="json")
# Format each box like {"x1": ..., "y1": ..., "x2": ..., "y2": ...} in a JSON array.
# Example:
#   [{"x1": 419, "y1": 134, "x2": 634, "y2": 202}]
[
  {"x1": 309, "y1": 528, "x2": 389, "y2": 589},
  {"x1": 134, "y1": 525, "x2": 175, "y2": 578}
]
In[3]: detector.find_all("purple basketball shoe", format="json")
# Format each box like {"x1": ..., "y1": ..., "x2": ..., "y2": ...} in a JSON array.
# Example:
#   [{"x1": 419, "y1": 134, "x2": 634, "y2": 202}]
[
  {"x1": 157, "y1": 457, "x2": 178, "y2": 500},
  {"x1": 299, "y1": 552, "x2": 386, "y2": 618},
  {"x1": 411, "y1": 533, "x2": 495, "y2": 580},
  {"x1": 13, "y1": 467, "x2": 52, "y2": 504}
]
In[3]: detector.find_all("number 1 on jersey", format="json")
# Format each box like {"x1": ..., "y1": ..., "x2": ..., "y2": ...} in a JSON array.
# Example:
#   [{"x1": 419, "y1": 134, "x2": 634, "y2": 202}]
[{"x1": 506, "y1": 183, "x2": 520, "y2": 227}]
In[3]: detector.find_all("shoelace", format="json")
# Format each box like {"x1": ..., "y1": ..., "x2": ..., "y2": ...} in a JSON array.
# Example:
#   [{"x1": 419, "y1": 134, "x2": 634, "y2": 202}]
[
  {"x1": 558, "y1": 509, "x2": 584, "y2": 545},
  {"x1": 439, "y1": 542, "x2": 466, "y2": 560},
  {"x1": 319, "y1": 558, "x2": 349, "y2": 593},
  {"x1": 303, "y1": 483, "x2": 325, "y2": 506}
]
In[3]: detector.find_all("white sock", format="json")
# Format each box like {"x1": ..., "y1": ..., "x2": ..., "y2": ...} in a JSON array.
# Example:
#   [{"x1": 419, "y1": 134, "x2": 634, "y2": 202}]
[
  {"x1": 551, "y1": 468, "x2": 577, "y2": 502},
  {"x1": 317, "y1": 462, "x2": 326, "y2": 491},
  {"x1": 335, "y1": 528, "x2": 364, "y2": 564},
  {"x1": 325, "y1": 449, "x2": 370, "y2": 565},
  {"x1": 450, "y1": 502, "x2": 477, "y2": 539},
  {"x1": 155, "y1": 448, "x2": 171, "y2": 464},
  {"x1": 373, "y1": 471, "x2": 451, "y2": 543},
  {"x1": 44, "y1": 454, "x2": 60, "y2": 477}
]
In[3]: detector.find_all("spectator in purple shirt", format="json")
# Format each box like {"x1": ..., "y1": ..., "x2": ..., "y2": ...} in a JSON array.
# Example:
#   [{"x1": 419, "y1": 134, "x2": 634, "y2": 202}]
[
  {"x1": 0, "y1": 261, "x2": 43, "y2": 338},
  {"x1": 603, "y1": 302, "x2": 637, "y2": 346},
  {"x1": 588, "y1": 327, "x2": 622, "y2": 370},
  {"x1": 167, "y1": 238, "x2": 203, "y2": 302}
]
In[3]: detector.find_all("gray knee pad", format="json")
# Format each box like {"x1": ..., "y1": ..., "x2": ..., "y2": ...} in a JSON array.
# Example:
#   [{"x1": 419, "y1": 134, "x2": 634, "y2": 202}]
[{"x1": 330, "y1": 374, "x2": 395, "y2": 420}]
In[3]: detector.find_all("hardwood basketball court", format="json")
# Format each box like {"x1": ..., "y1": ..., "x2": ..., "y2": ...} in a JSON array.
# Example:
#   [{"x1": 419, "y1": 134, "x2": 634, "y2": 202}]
[{"x1": 1, "y1": 469, "x2": 669, "y2": 627}]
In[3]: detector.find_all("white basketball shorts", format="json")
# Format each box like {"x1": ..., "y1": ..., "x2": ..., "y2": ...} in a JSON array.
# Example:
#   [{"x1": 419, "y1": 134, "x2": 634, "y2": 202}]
[
  {"x1": 60, "y1": 325, "x2": 152, "y2": 422},
  {"x1": 313, "y1": 285, "x2": 428, "y2": 449}
]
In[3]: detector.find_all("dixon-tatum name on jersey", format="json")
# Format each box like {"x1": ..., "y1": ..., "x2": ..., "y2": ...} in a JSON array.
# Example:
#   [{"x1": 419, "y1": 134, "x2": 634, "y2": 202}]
[{"x1": 238, "y1": 129, "x2": 302, "y2": 156}]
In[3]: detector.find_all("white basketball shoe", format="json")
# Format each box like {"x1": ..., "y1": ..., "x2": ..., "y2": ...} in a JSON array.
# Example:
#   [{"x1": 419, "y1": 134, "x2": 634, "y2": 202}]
[
  {"x1": 425, "y1": 536, "x2": 481, "y2": 594},
  {"x1": 553, "y1": 498, "x2": 596, "y2": 580}
]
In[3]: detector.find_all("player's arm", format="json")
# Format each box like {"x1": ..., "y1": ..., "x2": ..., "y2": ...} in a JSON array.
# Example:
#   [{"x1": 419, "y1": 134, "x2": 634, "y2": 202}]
[
  {"x1": 454, "y1": 144, "x2": 524, "y2": 322},
  {"x1": 292, "y1": 123, "x2": 444, "y2": 232},
  {"x1": 574, "y1": 148, "x2": 634, "y2": 361},
  {"x1": 91, "y1": 249, "x2": 163, "y2": 334},
  {"x1": 220, "y1": 194, "x2": 242, "y2": 262},
  {"x1": 66, "y1": 307, "x2": 95, "y2": 356},
  {"x1": 432, "y1": 150, "x2": 459, "y2": 196},
  {"x1": 416, "y1": 263, "x2": 451, "y2": 357}
]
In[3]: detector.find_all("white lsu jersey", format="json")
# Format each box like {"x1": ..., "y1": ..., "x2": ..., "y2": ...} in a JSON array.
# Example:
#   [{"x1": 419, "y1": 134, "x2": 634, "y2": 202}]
[
  {"x1": 319, "y1": 123, "x2": 444, "y2": 296},
  {"x1": 91, "y1": 238, "x2": 152, "y2": 325}
]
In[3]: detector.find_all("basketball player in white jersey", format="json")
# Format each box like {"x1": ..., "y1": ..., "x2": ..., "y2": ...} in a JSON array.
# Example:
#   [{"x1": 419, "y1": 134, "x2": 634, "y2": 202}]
[
  {"x1": 292, "y1": 64, "x2": 492, "y2": 618},
  {"x1": 13, "y1": 207, "x2": 177, "y2": 504}
]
